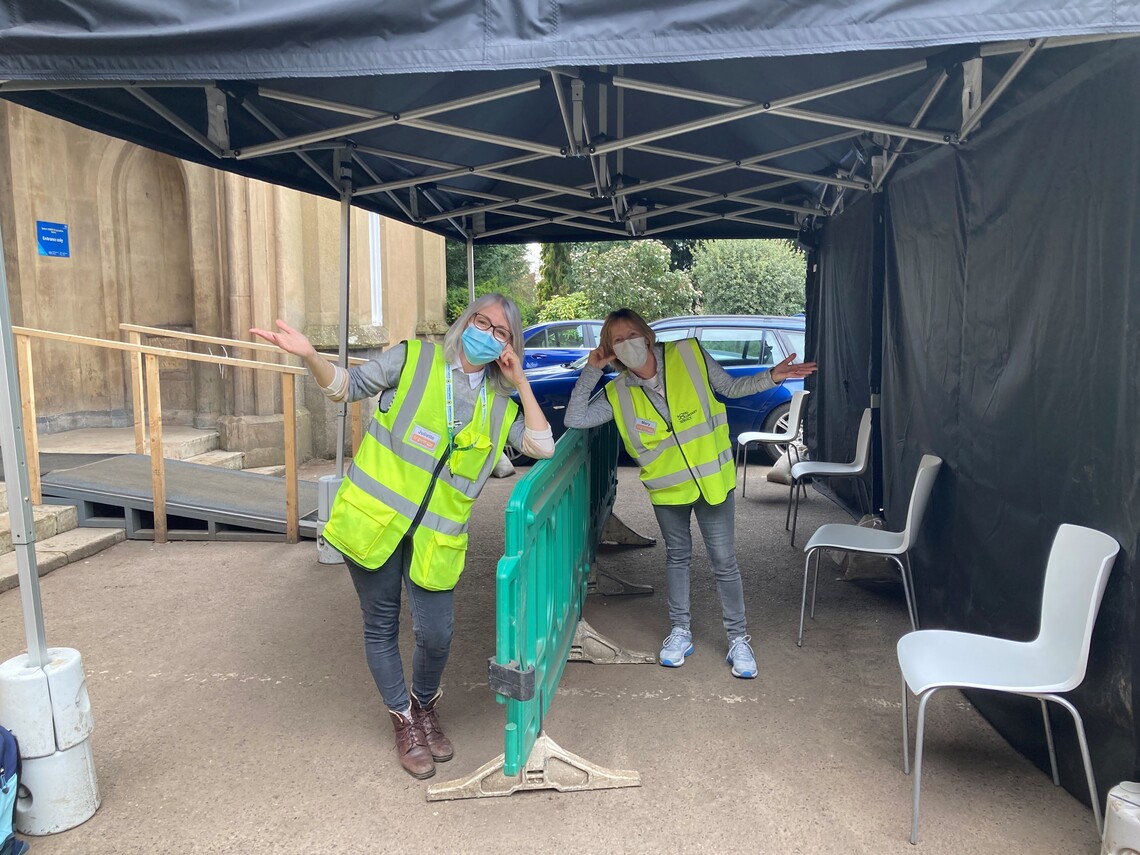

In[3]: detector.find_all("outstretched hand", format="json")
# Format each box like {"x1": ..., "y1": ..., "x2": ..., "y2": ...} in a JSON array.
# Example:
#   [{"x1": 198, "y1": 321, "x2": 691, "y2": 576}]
[
  {"x1": 771, "y1": 353, "x2": 818, "y2": 383},
  {"x1": 250, "y1": 320, "x2": 315, "y2": 359}
]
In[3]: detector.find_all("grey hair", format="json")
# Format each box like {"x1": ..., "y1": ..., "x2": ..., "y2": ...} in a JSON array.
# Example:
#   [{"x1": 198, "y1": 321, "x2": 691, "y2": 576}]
[{"x1": 442, "y1": 292, "x2": 524, "y2": 397}]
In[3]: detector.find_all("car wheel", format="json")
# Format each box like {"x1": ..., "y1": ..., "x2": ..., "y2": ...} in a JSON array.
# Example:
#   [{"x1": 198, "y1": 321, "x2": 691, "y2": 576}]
[
  {"x1": 503, "y1": 444, "x2": 533, "y2": 466},
  {"x1": 759, "y1": 403, "x2": 794, "y2": 463}
]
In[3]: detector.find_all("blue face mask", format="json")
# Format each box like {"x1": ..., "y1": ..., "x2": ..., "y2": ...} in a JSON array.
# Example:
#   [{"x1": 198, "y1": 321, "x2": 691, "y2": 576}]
[{"x1": 461, "y1": 324, "x2": 504, "y2": 366}]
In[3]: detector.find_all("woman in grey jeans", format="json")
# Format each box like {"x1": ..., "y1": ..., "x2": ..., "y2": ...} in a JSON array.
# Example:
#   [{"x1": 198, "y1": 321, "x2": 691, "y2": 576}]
[
  {"x1": 253, "y1": 293, "x2": 553, "y2": 779},
  {"x1": 564, "y1": 308, "x2": 815, "y2": 678}
]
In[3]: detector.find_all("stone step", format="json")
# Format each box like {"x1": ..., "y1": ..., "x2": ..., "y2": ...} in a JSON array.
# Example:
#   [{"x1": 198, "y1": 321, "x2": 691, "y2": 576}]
[
  {"x1": 0, "y1": 527, "x2": 127, "y2": 594},
  {"x1": 0, "y1": 502, "x2": 79, "y2": 555},
  {"x1": 35, "y1": 426, "x2": 220, "y2": 461},
  {"x1": 185, "y1": 449, "x2": 245, "y2": 470},
  {"x1": 244, "y1": 464, "x2": 286, "y2": 477}
]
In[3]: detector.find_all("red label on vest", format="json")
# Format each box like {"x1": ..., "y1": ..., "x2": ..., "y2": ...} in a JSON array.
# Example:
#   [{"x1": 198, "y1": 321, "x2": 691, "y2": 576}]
[
  {"x1": 410, "y1": 425, "x2": 441, "y2": 451},
  {"x1": 634, "y1": 417, "x2": 657, "y2": 434}
]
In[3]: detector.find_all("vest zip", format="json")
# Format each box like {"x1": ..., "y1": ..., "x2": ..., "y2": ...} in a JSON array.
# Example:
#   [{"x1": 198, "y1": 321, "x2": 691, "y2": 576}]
[
  {"x1": 408, "y1": 446, "x2": 451, "y2": 532},
  {"x1": 656, "y1": 364, "x2": 708, "y2": 504}
]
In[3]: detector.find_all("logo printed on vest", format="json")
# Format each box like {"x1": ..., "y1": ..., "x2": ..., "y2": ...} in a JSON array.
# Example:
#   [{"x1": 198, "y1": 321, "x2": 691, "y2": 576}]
[
  {"x1": 410, "y1": 424, "x2": 441, "y2": 451},
  {"x1": 675, "y1": 409, "x2": 698, "y2": 425},
  {"x1": 634, "y1": 417, "x2": 658, "y2": 434}
]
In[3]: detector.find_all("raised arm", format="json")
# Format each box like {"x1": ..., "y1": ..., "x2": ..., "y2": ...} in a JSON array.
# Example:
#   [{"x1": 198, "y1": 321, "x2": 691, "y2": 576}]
[
  {"x1": 495, "y1": 342, "x2": 550, "y2": 434},
  {"x1": 564, "y1": 344, "x2": 616, "y2": 429},
  {"x1": 250, "y1": 320, "x2": 336, "y2": 388}
]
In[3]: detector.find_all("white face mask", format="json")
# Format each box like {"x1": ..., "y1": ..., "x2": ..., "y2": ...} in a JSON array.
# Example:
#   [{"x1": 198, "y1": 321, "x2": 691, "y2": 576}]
[{"x1": 613, "y1": 336, "x2": 649, "y2": 370}]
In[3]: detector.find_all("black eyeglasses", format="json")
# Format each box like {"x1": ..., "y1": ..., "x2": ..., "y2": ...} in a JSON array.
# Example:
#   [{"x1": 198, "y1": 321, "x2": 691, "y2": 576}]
[{"x1": 472, "y1": 312, "x2": 513, "y2": 344}]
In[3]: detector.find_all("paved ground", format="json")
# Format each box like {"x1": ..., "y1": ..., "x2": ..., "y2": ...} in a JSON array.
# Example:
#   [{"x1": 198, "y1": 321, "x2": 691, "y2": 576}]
[{"x1": 0, "y1": 463, "x2": 1104, "y2": 854}]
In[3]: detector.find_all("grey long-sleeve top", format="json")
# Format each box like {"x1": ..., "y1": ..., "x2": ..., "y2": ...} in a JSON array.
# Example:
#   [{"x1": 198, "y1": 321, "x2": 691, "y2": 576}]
[
  {"x1": 320, "y1": 342, "x2": 554, "y2": 458},
  {"x1": 563, "y1": 342, "x2": 777, "y2": 430}
]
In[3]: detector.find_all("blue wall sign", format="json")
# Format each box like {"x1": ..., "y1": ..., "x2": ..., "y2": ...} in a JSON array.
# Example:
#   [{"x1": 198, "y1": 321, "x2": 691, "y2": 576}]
[{"x1": 36, "y1": 221, "x2": 70, "y2": 258}]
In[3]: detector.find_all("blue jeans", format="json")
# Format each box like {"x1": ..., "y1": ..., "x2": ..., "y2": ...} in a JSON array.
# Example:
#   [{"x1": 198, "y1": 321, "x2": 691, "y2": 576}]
[
  {"x1": 652, "y1": 492, "x2": 747, "y2": 639},
  {"x1": 344, "y1": 540, "x2": 454, "y2": 713}
]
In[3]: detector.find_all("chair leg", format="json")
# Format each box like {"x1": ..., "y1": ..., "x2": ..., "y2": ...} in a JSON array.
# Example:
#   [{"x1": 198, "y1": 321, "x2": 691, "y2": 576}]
[
  {"x1": 1040, "y1": 698, "x2": 1060, "y2": 786},
  {"x1": 790, "y1": 481, "x2": 803, "y2": 547},
  {"x1": 785, "y1": 479, "x2": 795, "y2": 531},
  {"x1": 740, "y1": 442, "x2": 750, "y2": 498},
  {"x1": 892, "y1": 556, "x2": 918, "y2": 632},
  {"x1": 902, "y1": 552, "x2": 919, "y2": 629},
  {"x1": 911, "y1": 688, "x2": 939, "y2": 845},
  {"x1": 810, "y1": 549, "x2": 822, "y2": 618},
  {"x1": 798, "y1": 548, "x2": 815, "y2": 647},
  {"x1": 1046, "y1": 694, "x2": 1104, "y2": 833},
  {"x1": 902, "y1": 674, "x2": 911, "y2": 775}
]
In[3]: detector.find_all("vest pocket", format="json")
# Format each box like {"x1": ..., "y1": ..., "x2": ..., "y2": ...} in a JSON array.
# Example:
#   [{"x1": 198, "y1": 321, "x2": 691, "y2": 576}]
[
  {"x1": 410, "y1": 530, "x2": 468, "y2": 591},
  {"x1": 324, "y1": 490, "x2": 400, "y2": 567}
]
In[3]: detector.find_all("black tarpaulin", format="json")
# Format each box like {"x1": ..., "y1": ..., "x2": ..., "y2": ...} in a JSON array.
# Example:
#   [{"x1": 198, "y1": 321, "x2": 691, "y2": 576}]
[
  {"x1": 868, "y1": 40, "x2": 1138, "y2": 805},
  {"x1": 3, "y1": 1, "x2": 1138, "y2": 78},
  {"x1": 806, "y1": 193, "x2": 875, "y2": 516},
  {"x1": 1, "y1": 4, "x2": 1137, "y2": 244}
]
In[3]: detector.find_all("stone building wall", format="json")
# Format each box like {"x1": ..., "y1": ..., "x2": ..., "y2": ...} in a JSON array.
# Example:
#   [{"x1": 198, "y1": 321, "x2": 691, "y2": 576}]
[{"x1": 0, "y1": 103, "x2": 447, "y2": 461}]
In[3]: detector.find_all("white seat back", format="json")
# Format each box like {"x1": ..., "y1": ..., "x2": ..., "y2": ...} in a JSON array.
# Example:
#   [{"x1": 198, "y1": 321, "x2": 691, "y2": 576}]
[
  {"x1": 899, "y1": 454, "x2": 942, "y2": 550},
  {"x1": 779, "y1": 389, "x2": 810, "y2": 441},
  {"x1": 851, "y1": 408, "x2": 872, "y2": 472},
  {"x1": 1036, "y1": 523, "x2": 1119, "y2": 690}
]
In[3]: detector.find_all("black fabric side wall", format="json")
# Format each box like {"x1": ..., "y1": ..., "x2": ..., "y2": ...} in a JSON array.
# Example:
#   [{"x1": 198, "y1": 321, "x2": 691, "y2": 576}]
[
  {"x1": 809, "y1": 193, "x2": 874, "y2": 516},
  {"x1": 883, "y1": 42, "x2": 1140, "y2": 804}
]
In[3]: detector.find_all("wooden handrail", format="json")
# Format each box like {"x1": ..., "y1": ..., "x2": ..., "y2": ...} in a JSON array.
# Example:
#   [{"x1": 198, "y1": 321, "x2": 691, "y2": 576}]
[
  {"x1": 13, "y1": 325, "x2": 331, "y2": 544},
  {"x1": 121, "y1": 322, "x2": 371, "y2": 455},
  {"x1": 118, "y1": 323, "x2": 372, "y2": 365},
  {"x1": 16, "y1": 327, "x2": 306, "y2": 373}
]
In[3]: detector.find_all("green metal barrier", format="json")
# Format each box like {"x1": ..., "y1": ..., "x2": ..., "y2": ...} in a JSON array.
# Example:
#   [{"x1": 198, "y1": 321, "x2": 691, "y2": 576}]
[{"x1": 492, "y1": 422, "x2": 619, "y2": 776}]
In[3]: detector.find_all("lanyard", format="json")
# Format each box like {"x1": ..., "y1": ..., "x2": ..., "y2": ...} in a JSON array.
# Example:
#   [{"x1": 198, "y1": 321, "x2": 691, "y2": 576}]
[{"x1": 444, "y1": 366, "x2": 488, "y2": 451}]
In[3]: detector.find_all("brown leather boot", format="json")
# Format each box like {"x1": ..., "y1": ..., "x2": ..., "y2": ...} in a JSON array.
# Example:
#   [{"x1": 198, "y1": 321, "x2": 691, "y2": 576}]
[
  {"x1": 411, "y1": 689, "x2": 454, "y2": 762},
  {"x1": 388, "y1": 706, "x2": 435, "y2": 779}
]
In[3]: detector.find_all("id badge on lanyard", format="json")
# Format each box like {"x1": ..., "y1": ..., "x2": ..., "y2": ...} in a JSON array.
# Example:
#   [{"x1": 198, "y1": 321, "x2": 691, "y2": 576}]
[{"x1": 445, "y1": 368, "x2": 491, "y2": 480}]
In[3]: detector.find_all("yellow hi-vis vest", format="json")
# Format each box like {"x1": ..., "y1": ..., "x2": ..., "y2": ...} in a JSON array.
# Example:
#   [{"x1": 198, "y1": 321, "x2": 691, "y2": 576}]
[
  {"x1": 605, "y1": 338, "x2": 735, "y2": 506},
  {"x1": 322, "y1": 340, "x2": 518, "y2": 591}
]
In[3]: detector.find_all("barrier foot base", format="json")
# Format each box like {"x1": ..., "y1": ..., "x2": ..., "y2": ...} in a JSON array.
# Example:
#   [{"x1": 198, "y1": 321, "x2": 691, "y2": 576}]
[
  {"x1": 426, "y1": 731, "x2": 641, "y2": 801},
  {"x1": 600, "y1": 512, "x2": 657, "y2": 547},
  {"x1": 569, "y1": 619, "x2": 656, "y2": 664},
  {"x1": 589, "y1": 567, "x2": 654, "y2": 597}
]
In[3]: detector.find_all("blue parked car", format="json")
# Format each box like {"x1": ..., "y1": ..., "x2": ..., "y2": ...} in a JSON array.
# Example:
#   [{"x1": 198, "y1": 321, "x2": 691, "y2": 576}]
[
  {"x1": 520, "y1": 319, "x2": 603, "y2": 370},
  {"x1": 511, "y1": 314, "x2": 808, "y2": 462}
]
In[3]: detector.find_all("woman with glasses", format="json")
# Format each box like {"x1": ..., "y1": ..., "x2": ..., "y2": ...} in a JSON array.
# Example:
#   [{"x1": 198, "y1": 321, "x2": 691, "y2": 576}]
[
  {"x1": 252, "y1": 293, "x2": 553, "y2": 780},
  {"x1": 564, "y1": 308, "x2": 815, "y2": 679}
]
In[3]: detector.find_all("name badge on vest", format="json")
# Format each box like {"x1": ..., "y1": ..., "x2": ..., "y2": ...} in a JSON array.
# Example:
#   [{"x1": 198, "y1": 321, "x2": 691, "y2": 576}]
[
  {"x1": 410, "y1": 424, "x2": 441, "y2": 451},
  {"x1": 634, "y1": 417, "x2": 658, "y2": 434}
]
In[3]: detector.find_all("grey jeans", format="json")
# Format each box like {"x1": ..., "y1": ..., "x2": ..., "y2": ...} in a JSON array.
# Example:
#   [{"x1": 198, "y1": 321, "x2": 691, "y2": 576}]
[
  {"x1": 652, "y1": 492, "x2": 747, "y2": 640},
  {"x1": 344, "y1": 539, "x2": 454, "y2": 713}
]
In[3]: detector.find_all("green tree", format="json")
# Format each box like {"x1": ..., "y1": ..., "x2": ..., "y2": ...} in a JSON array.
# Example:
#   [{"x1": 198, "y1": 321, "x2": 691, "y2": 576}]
[
  {"x1": 443, "y1": 240, "x2": 536, "y2": 324},
  {"x1": 690, "y1": 239, "x2": 806, "y2": 315},
  {"x1": 576, "y1": 240, "x2": 698, "y2": 321},
  {"x1": 537, "y1": 243, "x2": 573, "y2": 302},
  {"x1": 537, "y1": 291, "x2": 592, "y2": 322}
]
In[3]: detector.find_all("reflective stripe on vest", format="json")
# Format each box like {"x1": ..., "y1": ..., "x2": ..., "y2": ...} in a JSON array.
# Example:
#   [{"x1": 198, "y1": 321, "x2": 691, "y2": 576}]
[
  {"x1": 605, "y1": 339, "x2": 735, "y2": 506},
  {"x1": 321, "y1": 340, "x2": 518, "y2": 590}
]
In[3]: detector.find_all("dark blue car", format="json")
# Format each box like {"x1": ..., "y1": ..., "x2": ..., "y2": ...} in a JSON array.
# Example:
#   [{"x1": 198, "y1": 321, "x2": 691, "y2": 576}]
[
  {"x1": 511, "y1": 314, "x2": 807, "y2": 462},
  {"x1": 520, "y1": 319, "x2": 603, "y2": 370}
]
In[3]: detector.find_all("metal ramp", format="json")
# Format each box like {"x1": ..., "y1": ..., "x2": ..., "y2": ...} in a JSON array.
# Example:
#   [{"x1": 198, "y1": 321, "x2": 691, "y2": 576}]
[{"x1": 38, "y1": 454, "x2": 320, "y2": 541}]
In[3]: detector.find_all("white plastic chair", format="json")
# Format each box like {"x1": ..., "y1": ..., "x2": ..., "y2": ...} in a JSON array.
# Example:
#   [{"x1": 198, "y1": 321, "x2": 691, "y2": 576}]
[
  {"x1": 896, "y1": 523, "x2": 1119, "y2": 844},
  {"x1": 736, "y1": 389, "x2": 809, "y2": 498},
  {"x1": 785, "y1": 407, "x2": 872, "y2": 547},
  {"x1": 798, "y1": 454, "x2": 942, "y2": 647}
]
